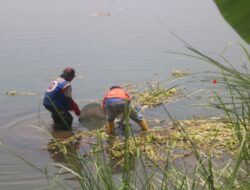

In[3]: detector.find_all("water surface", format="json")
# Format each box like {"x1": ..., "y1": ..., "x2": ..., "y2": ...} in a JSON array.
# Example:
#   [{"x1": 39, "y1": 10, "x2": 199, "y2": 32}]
[{"x1": 0, "y1": 0, "x2": 247, "y2": 189}]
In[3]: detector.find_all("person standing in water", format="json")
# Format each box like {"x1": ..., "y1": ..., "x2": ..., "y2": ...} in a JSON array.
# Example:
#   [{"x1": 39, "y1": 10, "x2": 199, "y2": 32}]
[
  {"x1": 102, "y1": 85, "x2": 149, "y2": 135},
  {"x1": 43, "y1": 67, "x2": 80, "y2": 130}
]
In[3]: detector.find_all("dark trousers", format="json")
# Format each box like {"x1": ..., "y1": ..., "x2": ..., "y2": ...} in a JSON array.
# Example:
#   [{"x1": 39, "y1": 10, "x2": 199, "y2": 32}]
[{"x1": 45, "y1": 105, "x2": 73, "y2": 130}]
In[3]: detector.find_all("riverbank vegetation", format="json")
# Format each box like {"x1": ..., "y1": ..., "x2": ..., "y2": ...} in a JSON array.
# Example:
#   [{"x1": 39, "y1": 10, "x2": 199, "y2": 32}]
[{"x1": 45, "y1": 42, "x2": 250, "y2": 189}]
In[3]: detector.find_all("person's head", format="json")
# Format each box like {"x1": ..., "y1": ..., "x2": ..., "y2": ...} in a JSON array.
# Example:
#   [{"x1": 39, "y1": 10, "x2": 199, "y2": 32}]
[
  {"x1": 60, "y1": 67, "x2": 75, "y2": 81},
  {"x1": 109, "y1": 85, "x2": 122, "y2": 90}
]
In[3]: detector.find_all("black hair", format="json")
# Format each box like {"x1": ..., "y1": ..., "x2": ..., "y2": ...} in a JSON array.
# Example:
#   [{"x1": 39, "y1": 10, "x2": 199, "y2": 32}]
[
  {"x1": 109, "y1": 85, "x2": 122, "y2": 90},
  {"x1": 60, "y1": 73, "x2": 68, "y2": 79},
  {"x1": 60, "y1": 73, "x2": 74, "y2": 81}
]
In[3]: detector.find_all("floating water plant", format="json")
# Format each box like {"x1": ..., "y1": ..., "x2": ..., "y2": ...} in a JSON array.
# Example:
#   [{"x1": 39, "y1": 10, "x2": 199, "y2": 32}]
[
  {"x1": 5, "y1": 90, "x2": 37, "y2": 96},
  {"x1": 171, "y1": 69, "x2": 189, "y2": 77},
  {"x1": 134, "y1": 87, "x2": 177, "y2": 106},
  {"x1": 125, "y1": 82, "x2": 178, "y2": 107},
  {"x1": 48, "y1": 118, "x2": 240, "y2": 165}
]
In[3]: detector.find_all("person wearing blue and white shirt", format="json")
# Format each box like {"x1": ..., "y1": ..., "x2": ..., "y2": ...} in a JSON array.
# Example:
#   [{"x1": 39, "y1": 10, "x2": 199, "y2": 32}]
[{"x1": 43, "y1": 67, "x2": 80, "y2": 130}]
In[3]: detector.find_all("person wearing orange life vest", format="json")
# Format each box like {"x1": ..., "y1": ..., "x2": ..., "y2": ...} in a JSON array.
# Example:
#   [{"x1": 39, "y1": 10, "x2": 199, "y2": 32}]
[
  {"x1": 43, "y1": 67, "x2": 80, "y2": 130},
  {"x1": 102, "y1": 85, "x2": 149, "y2": 134}
]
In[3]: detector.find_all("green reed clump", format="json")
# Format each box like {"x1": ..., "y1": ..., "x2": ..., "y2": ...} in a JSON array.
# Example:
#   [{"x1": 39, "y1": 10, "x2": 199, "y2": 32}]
[{"x1": 181, "y1": 41, "x2": 250, "y2": 189}]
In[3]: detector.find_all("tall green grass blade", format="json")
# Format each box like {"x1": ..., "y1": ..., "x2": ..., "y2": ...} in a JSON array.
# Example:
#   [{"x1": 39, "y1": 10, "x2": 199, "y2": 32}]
[{"x1": 227, "y1": 129, "x2": 247, "y2": 189}]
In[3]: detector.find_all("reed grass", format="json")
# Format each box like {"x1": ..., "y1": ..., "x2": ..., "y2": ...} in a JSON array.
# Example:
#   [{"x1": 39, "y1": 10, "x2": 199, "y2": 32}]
[{"x1": 3, "y1": 42, "x2": 250, "y2": 189}]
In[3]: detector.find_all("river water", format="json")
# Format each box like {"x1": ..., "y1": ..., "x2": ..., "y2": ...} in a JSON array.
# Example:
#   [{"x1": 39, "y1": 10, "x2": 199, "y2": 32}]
[{"x1": 0, "y1": 0, "x2": 247, "y2": 189}]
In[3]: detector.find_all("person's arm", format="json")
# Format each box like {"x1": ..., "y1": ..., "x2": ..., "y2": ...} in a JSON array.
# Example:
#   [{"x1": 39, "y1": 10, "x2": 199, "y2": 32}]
[
  {"x1": 70, "y1": 101, "x2": 81, "y2": 116},
  {"x1": 62, "y1": 84, "x2": 80, "y2": 116},
  {"x1": 102, "y1": 90, "x2": 110, "y2": 113}
]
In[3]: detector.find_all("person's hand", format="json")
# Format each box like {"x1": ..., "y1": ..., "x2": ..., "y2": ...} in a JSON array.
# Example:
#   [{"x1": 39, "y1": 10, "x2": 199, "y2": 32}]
[
  {"x1": 74, "y1": 108, "x2": 81, "y2": 116},
  {"x1": 71, "y1": 101, "x2": 81, "y2": 116},
  {"x1": 74, "y1": 108, "x2": 80, "y2": 116}
]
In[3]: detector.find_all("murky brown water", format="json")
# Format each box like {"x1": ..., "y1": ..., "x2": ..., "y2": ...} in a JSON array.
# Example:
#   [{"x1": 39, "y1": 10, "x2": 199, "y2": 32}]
[{"x1": 0, "y1": 0, "x2": 247, "y2": 189}]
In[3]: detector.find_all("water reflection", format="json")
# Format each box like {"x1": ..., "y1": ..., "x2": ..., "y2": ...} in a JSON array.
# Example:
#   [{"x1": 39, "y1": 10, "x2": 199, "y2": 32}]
[{"x1": 47, "y1": 129, "x2": 82, "y2": 180}]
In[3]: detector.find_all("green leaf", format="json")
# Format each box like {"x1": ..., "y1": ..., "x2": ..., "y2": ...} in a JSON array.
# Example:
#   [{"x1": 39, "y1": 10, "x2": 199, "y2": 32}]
[{"x1": 214, "y1": 0, "x2": 250, "y2": 44}]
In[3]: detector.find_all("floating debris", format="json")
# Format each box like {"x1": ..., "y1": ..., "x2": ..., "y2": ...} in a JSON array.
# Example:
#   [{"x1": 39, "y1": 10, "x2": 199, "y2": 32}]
[
  {"x1": 6, "y1": 91, "x2": 18, "y2": 96},
  {"x1": 47, "y1": 130, "x2": 101, "y2": 151},
  {"x1": 48, "y1": 118, "x2": 240, "y2": 165},
  {"x1": 90, "y1": 11, "x2": 111, "y2": 17},
  {"x1": 171, "y1": 69, "x2": 189, "y2": 77},
  {"x1": 107, "y1": 118, "x2": 240, "y2": 162},
  {"x1": 123, "y1": 82, "x2": 179, "y2": 107},
  {"x1": 134, "y1": 87, "x2": 177, "y2": 106},
  {"x1": 5, "y1": 91, "x2": 37, "y2": 96}
]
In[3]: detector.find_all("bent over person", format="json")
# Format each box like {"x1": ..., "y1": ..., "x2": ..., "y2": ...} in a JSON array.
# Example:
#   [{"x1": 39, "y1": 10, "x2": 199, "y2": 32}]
[
  {"x1": 43, "y1": 67, "x2": 80, "y2": 130},
  {"x1": 102, "y1": 85, "x2": 149, "y2": 135}
]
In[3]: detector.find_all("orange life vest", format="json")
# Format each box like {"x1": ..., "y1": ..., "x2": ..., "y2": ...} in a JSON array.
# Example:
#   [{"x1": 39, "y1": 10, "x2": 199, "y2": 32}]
[{"x1": 102, "y1": 88, "x2": 131, "y2": 108}]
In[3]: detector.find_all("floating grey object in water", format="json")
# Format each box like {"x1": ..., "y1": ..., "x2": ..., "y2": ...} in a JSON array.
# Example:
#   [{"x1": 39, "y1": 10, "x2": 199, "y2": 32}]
[
  {"x1": 79, "y1": 103, "x2": 106, "y2": 122},
  {"x1": 79, "y1": 103, "x2": 106, "y2": 130}
]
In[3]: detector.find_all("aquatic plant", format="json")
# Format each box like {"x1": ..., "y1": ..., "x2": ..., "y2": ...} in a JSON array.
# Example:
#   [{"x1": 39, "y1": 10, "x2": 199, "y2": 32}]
[{"x1": 124, "y1": 82, "x2": 178, "y2": 107}]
